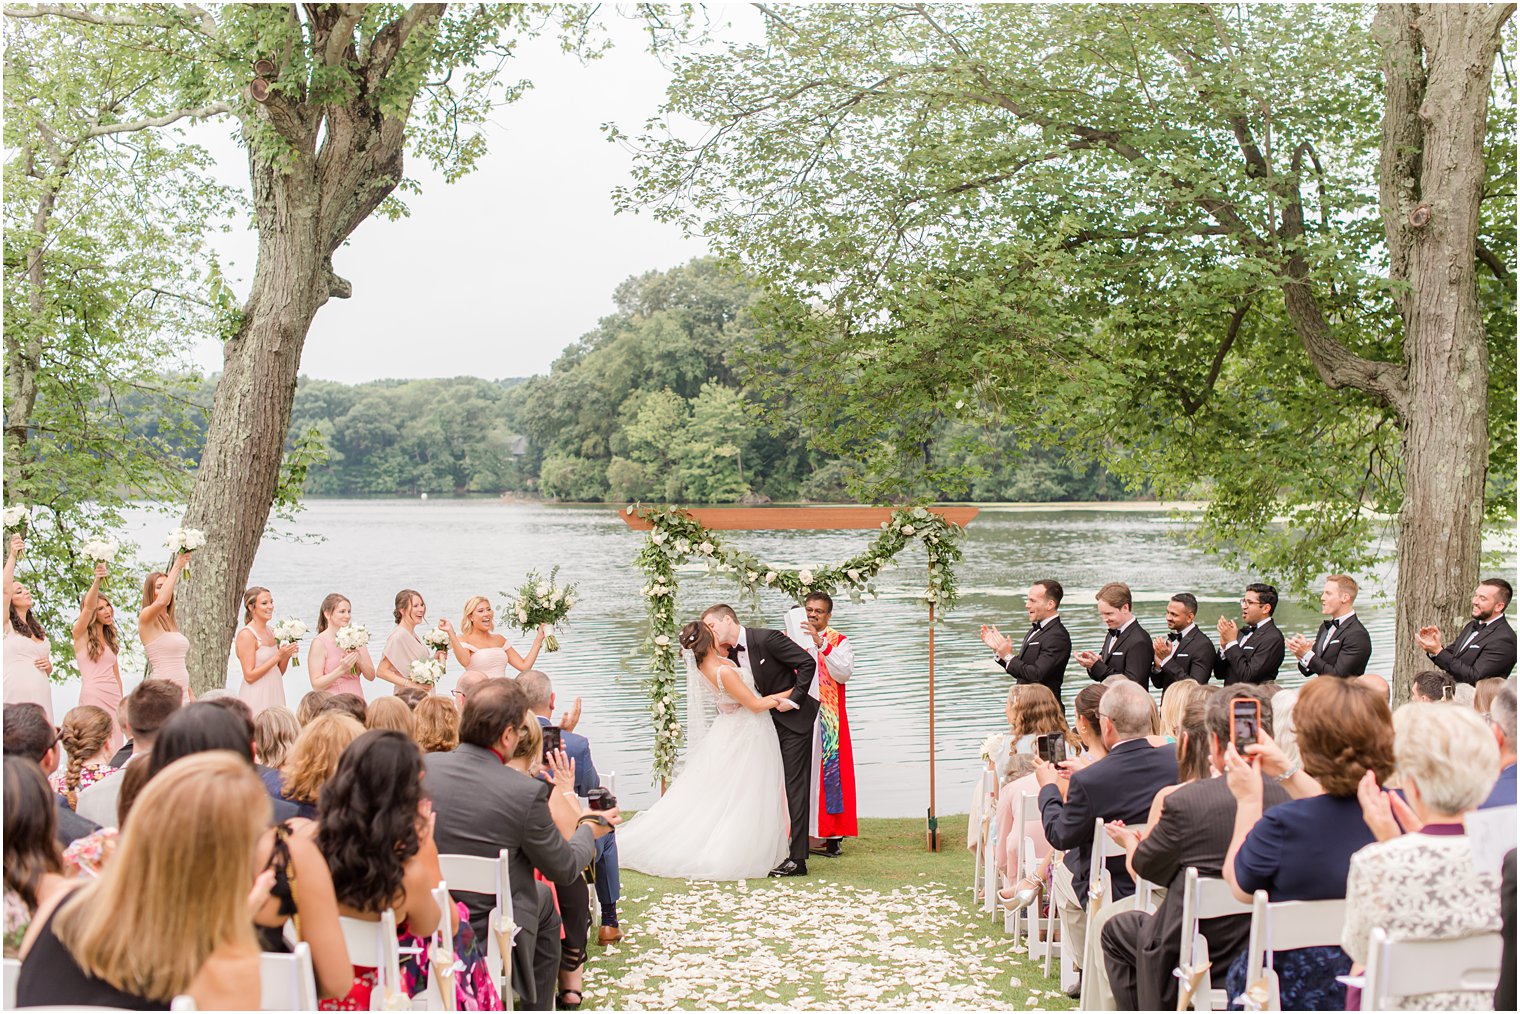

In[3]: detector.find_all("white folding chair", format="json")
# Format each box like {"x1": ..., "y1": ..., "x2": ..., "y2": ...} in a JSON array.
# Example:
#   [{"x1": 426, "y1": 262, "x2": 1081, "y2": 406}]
[
  {"x1": 1240, "y1": 891, "x2": 1347, "y2": 1011},
  {"x1": 259, "y1": 940, "x2": 319, "y2": 1011},
  {"x1": 1002, "y1": 792, "x2": 1039, "y2": 939},
  {"x1": 339, "y1": 909, "x2": 405, "y2": 1009},
  {"x1": 601, "y1": 771, "x2": 617, "y2": 796},
  {"x1": 170, "y1": 997, "x2": 197, "y2": 1011},
  {"x1": 969, "y1": 767, "x2": 996, "y2": 904},
  {"x1": 3, "y1": 956, "x2": 19, "y2": 1010},
  {"x1": 438, "y1": 849, "x2": 515, "y2": 1010},
  {"x1": 413, "y1": 882, "x2": 459, "y2": 1012},
  {"x1": 1360, "y1": 927, "x2": 1503, "y2": 1010},
  {"x1": 1175, "y1": 867, "x2": 1252, "y2": 1011},
  {"x1": 982, "y1": 783, "x2": 1001, "y2": 919},
  {"x1": 1078, "y1": 818, "x2": 1153, "y2": 1006}
]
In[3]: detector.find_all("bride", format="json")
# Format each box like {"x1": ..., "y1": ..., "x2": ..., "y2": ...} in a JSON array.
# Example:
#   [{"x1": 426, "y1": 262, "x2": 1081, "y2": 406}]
[{"x1": 617, "y1": 619, "x2": 797, "y2": 880}]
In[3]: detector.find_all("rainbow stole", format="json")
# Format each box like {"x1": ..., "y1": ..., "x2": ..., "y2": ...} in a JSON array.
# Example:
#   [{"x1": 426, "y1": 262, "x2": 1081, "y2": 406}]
[{"x1": 818, "y1": 628, "x2": 846, "y2": 815}]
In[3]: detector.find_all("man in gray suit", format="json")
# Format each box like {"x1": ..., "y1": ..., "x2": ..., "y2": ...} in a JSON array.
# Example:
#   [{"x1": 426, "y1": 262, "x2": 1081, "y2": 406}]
[{"x1": 425, "y1": 680, "x2": 617, "y2": 1010}]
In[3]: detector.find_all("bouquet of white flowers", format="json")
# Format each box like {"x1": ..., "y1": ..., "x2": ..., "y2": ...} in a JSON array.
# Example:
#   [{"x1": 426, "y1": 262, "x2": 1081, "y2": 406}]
[
  {"x1": 272, "y1": 618, "x2": 308, "y2": 667},
  {"x1": 163, "y1": 526, "x2": 206, "y2": 554},
  {"x1": 81, "y1": 538, "x2": 119, "y2": 564},
  {"x1": 409, "y1": 658, "x2": 445, "y2": 687},
  {"x1": 421, "y1": 627, "x2": 451, "y2": 654},
  {"x1": 335, "y1": 623, "x2": 370, "y2": 674},
  {"x1": 3, "y1": 504, "x2": 29, "y2": 532},
  {"x1": 501, "y1": 566, "x2": 578, "y2": 652},
  {"x1": 979, "y1": 733, "x2": 1004, "y2": 763}
]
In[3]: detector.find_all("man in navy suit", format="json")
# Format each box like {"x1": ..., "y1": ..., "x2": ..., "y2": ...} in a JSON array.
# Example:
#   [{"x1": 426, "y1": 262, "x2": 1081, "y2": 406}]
[{"x1": 519, "y1": 669, "x2": 624, "y2": 945}]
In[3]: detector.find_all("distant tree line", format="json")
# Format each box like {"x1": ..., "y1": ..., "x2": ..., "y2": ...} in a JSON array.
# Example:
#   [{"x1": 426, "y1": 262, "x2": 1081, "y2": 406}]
[{"x1": 119, "y1": 259, "x2": 1140, "y2": 504}]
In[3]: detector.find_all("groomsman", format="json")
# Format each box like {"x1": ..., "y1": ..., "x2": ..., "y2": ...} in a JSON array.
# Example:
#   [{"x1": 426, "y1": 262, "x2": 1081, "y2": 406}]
[
  {"x1": 980, "y1": 579, "x2": 1072, "y2": 698},
  {"x1": 1151, "y1": 593, "x2": 1217, "y2": 689},
  {"x1": 1416, "y1": 577, "x2": 1518, "y2": 684},
  {"x1": 1076, "y1": 582, "x2": 1152, "y2": 688},
  {"x1": 1288, "y1": 574, "x2": 1372, "y2": 677},
  {"x1": 1214, "y1": 583, "x2": 1285, "y2": 685}
]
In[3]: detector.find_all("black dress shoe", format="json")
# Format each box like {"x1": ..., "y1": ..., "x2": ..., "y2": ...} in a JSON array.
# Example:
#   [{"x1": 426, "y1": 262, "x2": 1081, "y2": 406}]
[
  {"x1": 808, "y1": 839, "x2": 842, "y2": 858},
  {"x1": 768, "y1": 859, "x2": 807, "y2": 877}
]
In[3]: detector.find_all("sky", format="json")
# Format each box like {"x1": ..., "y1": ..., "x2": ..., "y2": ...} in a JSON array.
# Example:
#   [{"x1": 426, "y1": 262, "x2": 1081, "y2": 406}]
[{"x1": 186, "y1": 7, "x2": 761, "y2": 384}]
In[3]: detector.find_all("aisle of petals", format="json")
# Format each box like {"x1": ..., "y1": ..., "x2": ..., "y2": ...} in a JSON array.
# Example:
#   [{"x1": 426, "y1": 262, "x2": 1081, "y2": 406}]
[{"x1": 583, "y1": 877, "x2": 1068, "y2": 1010}]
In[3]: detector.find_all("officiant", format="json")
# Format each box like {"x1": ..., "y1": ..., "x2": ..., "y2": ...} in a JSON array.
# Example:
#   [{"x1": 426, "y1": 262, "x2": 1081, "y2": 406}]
[{"x1": 786, "y1": 592, "x2": 858, "y2": 858}]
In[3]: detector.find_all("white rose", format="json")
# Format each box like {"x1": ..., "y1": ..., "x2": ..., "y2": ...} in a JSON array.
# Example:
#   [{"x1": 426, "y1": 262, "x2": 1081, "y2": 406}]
[
  {"x1": 765, "y1": 572, "x2": 777, "y2": 584},
  {"x1": 654, "y1": 635, "x2": 671, "y2": 647},
  {"x1": 798, "y1": 569, "x2": 813, "y2": 584},
  {"x1": 652, "y1": 531, "x2": 667, "y2": 544},
  {"x1": 846, "y1": 568, "x2": 861, "y2": 582},
  {"x1": 699, "y1": 541, "x2": 714, "y2": 555},
  {"x1": 902, "y1": 524, "x2": 916, "y2": 535}
]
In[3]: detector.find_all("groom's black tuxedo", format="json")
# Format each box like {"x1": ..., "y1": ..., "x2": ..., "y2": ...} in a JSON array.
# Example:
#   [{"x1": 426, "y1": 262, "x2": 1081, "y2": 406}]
[{"x1": 733, "y1": 626, "x2": 817, "y2": 867}]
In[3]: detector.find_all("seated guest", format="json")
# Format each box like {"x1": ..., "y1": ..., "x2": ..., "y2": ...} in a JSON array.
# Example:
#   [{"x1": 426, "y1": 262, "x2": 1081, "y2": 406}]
[
  {"x1": 991, "y1": 685, "x2": 1079, "y2": 885},
  {"x1": 1343, "y1": 704, "x2": 1501, "y2": 1009},
  {"x1": 16, "y1": 753, "x2": 265, "y2": 1009},
  {"x1": 980, "y1": 579, "x2": 1072, "y2": 697},
  {"x1": 1289, "y1": 575, "x2": 1372, "y2": 677},
  {"x1": 426, "y1": 680, "x2": 615, "y2": 1011},
  {"x1": 74, "y1": 679, "x2": 181, "y2": 827},
  {"x1": 1157, "y1": 679, "x2": 1200, "y2": 742},
  {"x1": 1481, "y1": 678, "x2": 1516, "y2": 809},
  {"x1": 414, "y1": 695, "x2": 460, "y2": 753},
  {"x1": 202, "y1": 696, "x2": 294, "y2": 815},
  {"x1": 1072, "y1": 683, "x2": 1110, "y2": 761},
  {"x1": 107, "y1": 699, "x2": 132, "y2": 767},
  {"x1": 4, "y1": 756, "x2": 71, "y2": 957},
  {"x1": 3, "y1": 703, "x2": 99, "y2": 846},
  {"x1": 253, "y1": 706, "x2": 300, "y2": 797},
  {"x1": 521, "y1": 669, "x2": 624, "y2": 951},
  {"x1": 280, "y1": 711, "x2": 364, "y2": 820},
  {"x1": 395, "y1": 686, "x2": 430, "y2": 710},
  {"x1": 1101, "y1": 686, "x2": 1285, "y2": 1010},
  {"x1": 1038, "y1": 681, "x2": 1178, "y2": 992},
  {"x1": 1410, "y1": 668, "x2": 1456, "y2": 702},
  {"x1": 1222, "y1": 675, "x2": 1392, "y2": 1010},
  {"x1": 296, "y1": 689, "x2": 334, "y2": 726},
  {"x1": 1076, "y1": 582, "x2": 1152, "y2": 687},
  {"x1": 52, "y1": 705, "x2": 117, "y2": 809},
  {"x1": 128, "y1": 702, "x2": 301, "y2": 824},
  {"x1": 365, "y1": 695, "x2": 415, "y2": 737},
  {"x1": 1356, "y1": 672, "x2": 1391, "y2": 702},
  {"x1": 326, "y1": 692, "x2": 368, "y2": 725},
  {"x1": 1214, "y1": 583, "x2": 1285, "y2": 685},
  {"x1": 1416, "y1": 577, "x2": 1517, "y2": 683},
  {"x1": 1151, "y1": 593, "x2": 1217, "y2": 690},
  {"x1": 451, "y1": 669, "x2": 492, "y2": 710},
  {"x1": 1476, "y1": 676, "x2": 1509, "y2": 714},
  {"x1": 315, "y1": 730, "x2": 499, "y2": 1009}
]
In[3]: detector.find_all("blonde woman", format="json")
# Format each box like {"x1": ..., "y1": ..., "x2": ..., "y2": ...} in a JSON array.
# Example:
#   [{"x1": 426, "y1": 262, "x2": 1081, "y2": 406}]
[
  {"x1": 364, "y1": 696, "x2": 415, "y2": 738},
  {"x1": 73, "y1": 561, "x2": 123, "y2": 750},
  {"x1": 51, "y1": 706, "x2": 116, "y2": 810},
  {"x1": 413, "y1": 696, "x2": 459, "y2": 753},
  {"x1": 306, "y1": 593, "x2": 377, "y2": 697},
  {"x1": 235, "y1": 587, "x2": 299, "y2": 716},
  {"x1": 450, "y1": 594, "x2": 545, "y2": 678},
  {"x1": 253, "y1": 706, "x2": 300, "y2": 773},
  {"x1": 16, "y1": 752, "x2": 265, "y2": 1009},
  {"x1": 138, "y1": 551, "x2": 193, "y2": 702},
  {"x1": 1157, "y1": 679, "x2": 1200, "y2": 742},
  {"x1": 279, "y1": 711, "x2": 365, "y2": 821},
  {"x1": 377, "y1": 588, "x2": 446, "y2": 693},
  {"x1": 4, "y1": 535, "x2": 53, "y2": 720}
]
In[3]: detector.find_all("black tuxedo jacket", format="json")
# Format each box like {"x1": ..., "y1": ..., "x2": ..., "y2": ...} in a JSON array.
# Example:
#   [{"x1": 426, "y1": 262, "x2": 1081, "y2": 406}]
[
  {"x1": 1215, "y1": 618, "x2": 1285, "y2": 685},
  {"x1": 997, "y1": 617, "x2": 1071, "y2": 697},
  {"x1": 1298, "y1": 613, "x2": 1372, "y2": 677},
  {"x1": 1087, "y1": 620, "x2": 1152, "y2": 688},
  {"x1": 1038, "y1": 738, "x2": 1178, "y2": 900},
  {"x1": 1125, "y1": 775, "x2": 1291, "y2": 1010},
  {"x1": 1433, "y1": 614, "x2": 1517, "y2": 684},
  {"x1": 1153, "y1": 625, "x2": 1217, "y2": 690},
  {"x1": 738, "y1": 626, "x2": 818, "y2": 734}
]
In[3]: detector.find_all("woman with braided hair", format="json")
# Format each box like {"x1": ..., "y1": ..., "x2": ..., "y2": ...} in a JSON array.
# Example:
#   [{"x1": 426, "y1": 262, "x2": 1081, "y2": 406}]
[{"x1": 49, "y1": 705, "x2": 117, "y2": 810}]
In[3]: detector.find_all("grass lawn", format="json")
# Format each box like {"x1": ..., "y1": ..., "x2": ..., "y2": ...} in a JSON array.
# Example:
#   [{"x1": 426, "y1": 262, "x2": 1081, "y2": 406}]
[{"x1": 580, "y1": 815, "x2": 1077, "y2": 1010}]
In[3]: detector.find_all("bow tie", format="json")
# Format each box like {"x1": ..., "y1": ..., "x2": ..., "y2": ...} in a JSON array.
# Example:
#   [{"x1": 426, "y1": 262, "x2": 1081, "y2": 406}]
[
  {"x1": 1167, "y1": 631, "x2": 1181, "y2": 643},
  {"x1": 1030, "y1": 621, "x2": 1042, "y2": 631},
  {"x1": 731, "y1": 644, "x2": 746, "y2": 653},
  {"x1": 1326, "y1": 617, "x2": 1341, "y2": 629},
  {"x1": 1241, "y1": 623, "x2": 1257, "y2": 634}
]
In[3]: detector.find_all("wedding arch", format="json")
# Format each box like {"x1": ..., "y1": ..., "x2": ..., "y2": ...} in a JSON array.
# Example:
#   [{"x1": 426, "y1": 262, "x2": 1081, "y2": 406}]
[{"x1": 620, "y1": 503, "x2": 978, "y2": 849}]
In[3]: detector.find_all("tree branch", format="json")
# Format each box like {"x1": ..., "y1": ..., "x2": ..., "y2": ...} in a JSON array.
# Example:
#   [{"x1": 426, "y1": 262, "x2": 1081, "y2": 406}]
[
  {"x1": 1180, "y1": 301, "x2": 1250, "y2": 415},
  {"x1": 4, "y1": 4, "x2": 144, "y2": 26},
  {"x1": 85, "y1": 102, "x2": 232, "y2": 138},
  {"x1": 324, "y1": 4, "x2": 363, "y2": 66},
  {"x1": 1476, "y1": 240, "x2": 1510, "y2": 280},
  {"x1": 364, "y1": 3, "x2": 445, "y2": 86}
]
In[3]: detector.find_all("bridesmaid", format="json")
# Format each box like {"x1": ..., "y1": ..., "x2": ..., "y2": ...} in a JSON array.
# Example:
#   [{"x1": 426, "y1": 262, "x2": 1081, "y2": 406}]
[
  {"x1": 3, "y1": 535, "x2": 54, "y2": 720},
  {"x1": 451, "y1": 595, "x2": 546, "y2": 678},
  {"x1": 72, "y1": 561, "x2": 123, "y2": 750},
  {"x1": 307, "y1": 592, "x2": 376, "y2": 697},
  {"x1": 235, "y1": 586, "x2": 298, "y2": 716},
  {"x1": 377, "y1": 588, "x2": 448, "y2": 694},
  {"x1": 138, "y1": 551, "x2": 192, "y2": 702}
]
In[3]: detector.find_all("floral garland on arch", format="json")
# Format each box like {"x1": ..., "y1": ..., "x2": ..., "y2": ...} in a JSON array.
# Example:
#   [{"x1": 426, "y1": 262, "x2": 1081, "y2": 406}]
[{"x1": 628, "y1": 503, "x2": 968, "y2": 782}]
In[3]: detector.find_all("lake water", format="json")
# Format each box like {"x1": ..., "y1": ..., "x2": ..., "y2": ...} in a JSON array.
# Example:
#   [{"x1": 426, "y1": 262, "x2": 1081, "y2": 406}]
[{"x1": 40, "y1": 500, "x2": 1516, "y2": 816}]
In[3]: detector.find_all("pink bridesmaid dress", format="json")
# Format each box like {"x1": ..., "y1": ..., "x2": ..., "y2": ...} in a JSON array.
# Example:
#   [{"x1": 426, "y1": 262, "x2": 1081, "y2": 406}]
[
  {"x1": 3, "y1": 628, "x2": 53, "y2": 721},
  {"x1": 238, "y1": 628, "x2": 287, "y2": 716},
  {"x1": 463, "y1": 642, "x2": 510, "y2": 678},
  {"x1": 319, "y1": 630, "x2": 364, "y2": 698},
  {"x1": 77, "y1": 644, "x2": 124, "y2": 751},
  {"x1": 144, "y1": 631, "x2": 192, "y2": 702}
]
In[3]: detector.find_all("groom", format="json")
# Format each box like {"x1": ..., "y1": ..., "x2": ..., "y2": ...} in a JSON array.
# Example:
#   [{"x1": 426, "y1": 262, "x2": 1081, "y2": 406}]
[{"x1": 703, "y1": 603, "x2": 818, "y2": 876}]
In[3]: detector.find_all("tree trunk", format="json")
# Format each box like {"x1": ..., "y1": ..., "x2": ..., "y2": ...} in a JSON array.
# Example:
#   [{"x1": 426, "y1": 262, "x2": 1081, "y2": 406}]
[
  {"x1": 178, "y1": 148, "x2": 329, "y2": 694},
  {"x1": 1379, "y1": 3, "x2": 1507, "y2": 702}
]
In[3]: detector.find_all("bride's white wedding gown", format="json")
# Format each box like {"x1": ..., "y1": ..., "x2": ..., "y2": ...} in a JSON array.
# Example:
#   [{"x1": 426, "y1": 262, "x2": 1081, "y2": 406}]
[{"x1": 617, "y1": 662, "x2": 789, "y2": 880}]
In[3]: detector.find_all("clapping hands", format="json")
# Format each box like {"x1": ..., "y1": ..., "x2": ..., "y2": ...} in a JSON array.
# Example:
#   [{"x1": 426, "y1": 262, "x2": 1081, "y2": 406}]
[
  {"x1": 1415, "y1": 625, "x2": 1444, "y2": 654},
  {"x1": 978, "y1": 624, "x2": 1014, "y2": 657},
  {"x1": 1357, "y1": 769, "x2": 1423, "y2": 842}
]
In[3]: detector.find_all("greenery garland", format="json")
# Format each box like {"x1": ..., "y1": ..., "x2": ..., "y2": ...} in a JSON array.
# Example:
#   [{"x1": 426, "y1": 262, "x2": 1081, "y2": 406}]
[{"x1": 628, "y1": 503, "x2": 967, "y2": 781}]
